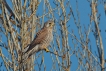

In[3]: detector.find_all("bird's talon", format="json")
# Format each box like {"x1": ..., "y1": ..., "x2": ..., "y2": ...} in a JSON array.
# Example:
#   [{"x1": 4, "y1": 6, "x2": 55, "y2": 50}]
[{"x1": 45, "y1": 48, "x2": 50, "y2": 52}]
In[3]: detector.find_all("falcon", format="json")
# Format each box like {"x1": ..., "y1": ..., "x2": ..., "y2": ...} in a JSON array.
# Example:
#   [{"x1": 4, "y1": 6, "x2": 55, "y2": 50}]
[{"x1": 23, "y1": 20, "x2": 54, "y2": 58}]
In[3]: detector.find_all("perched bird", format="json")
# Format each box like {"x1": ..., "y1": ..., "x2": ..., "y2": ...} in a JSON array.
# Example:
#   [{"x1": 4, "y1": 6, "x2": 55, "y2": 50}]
[{"x1": 23, "y1": 20, "x2": 55, "y2": 58}]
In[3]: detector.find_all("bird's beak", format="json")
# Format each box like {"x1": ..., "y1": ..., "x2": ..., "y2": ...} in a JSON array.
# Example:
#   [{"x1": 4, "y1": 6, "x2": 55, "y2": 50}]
[
  {"x1": 53, "y1": 23, "x2": 55, "y2": 26},
  {"x1": 51, "y1": 23, "x2": 55, "y2": 27}
]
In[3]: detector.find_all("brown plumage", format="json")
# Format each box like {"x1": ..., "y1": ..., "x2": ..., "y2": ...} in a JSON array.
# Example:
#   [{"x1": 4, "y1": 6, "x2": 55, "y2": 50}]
[{"x1": 24, "y1": 20, "x2": 54, "y2": 58}]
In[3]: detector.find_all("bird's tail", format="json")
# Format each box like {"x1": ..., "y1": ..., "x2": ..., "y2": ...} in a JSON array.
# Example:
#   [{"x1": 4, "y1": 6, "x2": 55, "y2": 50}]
[
  {"x1": 20, "y1": 44, "x2": 40, "y2": 62},
  {"x1": 18, "y1": 45, "x2": 30, "y2": 63},
  {"x1": 22, "y1": 44, "x2": 30, "y2": 53}
]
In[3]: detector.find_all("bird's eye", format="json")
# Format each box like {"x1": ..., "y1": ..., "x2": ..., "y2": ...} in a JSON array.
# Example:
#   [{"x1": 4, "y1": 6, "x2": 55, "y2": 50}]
[{"x1": 49, "y1": 23, "x2": 51, "y2": 24}]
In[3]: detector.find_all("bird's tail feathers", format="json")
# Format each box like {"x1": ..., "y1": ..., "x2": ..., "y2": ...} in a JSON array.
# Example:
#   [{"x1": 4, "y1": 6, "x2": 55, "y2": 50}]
[{"x1": 22, "y1": 44, "x2": 30, "y2": 53}]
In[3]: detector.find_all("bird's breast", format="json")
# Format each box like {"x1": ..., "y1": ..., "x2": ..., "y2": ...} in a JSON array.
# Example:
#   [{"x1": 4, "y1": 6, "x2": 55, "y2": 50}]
[{"x1": 41, "y1": 29, "x2": 53, "y2": 47}]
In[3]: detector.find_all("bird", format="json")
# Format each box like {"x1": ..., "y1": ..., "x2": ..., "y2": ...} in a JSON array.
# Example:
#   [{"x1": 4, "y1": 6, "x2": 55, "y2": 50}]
[{"x1": 23, "y1": 20, "x2": 55, "y2": 59}]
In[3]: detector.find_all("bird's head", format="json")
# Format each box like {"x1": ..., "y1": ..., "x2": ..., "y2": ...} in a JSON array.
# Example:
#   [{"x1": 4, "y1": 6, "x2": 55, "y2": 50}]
[{"x1": 43, "y1": 20, "x2": 55, "y2": 29}]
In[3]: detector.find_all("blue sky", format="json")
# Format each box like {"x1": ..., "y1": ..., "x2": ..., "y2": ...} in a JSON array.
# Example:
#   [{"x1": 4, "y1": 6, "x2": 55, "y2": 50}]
[{"x1": 0, "y1": 0, "x2": 106, "y2": 71}]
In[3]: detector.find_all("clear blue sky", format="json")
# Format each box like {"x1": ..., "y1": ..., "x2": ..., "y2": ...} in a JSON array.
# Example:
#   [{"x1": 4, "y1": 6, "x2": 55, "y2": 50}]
[{"x1": 0, "y1": 0, "x2": 106, "y2": 71}]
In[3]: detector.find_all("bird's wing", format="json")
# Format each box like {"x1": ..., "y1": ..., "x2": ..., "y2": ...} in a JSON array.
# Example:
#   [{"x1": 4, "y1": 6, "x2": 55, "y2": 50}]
[{"x1": 25, "y1": 28, "x2": 48, "y2": 53}]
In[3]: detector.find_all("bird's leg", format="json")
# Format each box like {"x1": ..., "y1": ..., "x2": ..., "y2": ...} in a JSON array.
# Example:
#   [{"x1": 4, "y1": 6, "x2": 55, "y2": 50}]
[{"x1": 44, "y1": 48, "x2": 50, "y2": 52}]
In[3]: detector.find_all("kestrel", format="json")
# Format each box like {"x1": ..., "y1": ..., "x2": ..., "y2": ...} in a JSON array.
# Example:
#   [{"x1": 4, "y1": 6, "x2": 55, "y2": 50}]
[{"x1": 23, "y1": 20, "x2": 54, "y2": 58}]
